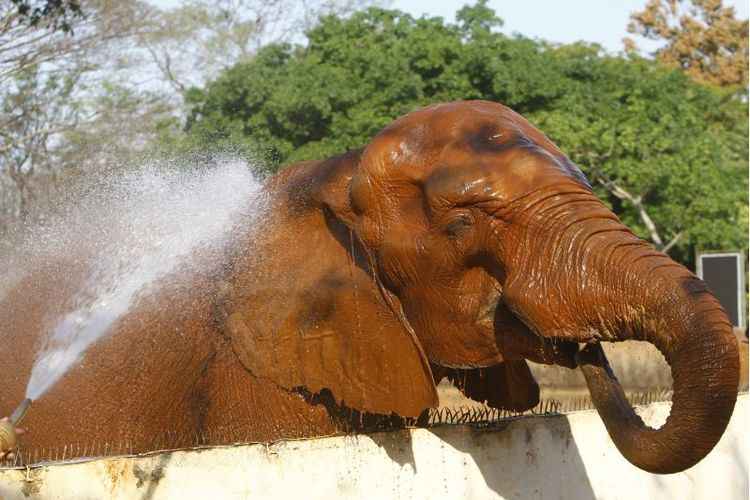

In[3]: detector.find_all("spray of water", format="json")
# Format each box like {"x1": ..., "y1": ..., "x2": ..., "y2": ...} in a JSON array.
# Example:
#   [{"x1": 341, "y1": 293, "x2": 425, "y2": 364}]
[{"x1": 1, "y1": 155, "x2": 267, "y2": 401}]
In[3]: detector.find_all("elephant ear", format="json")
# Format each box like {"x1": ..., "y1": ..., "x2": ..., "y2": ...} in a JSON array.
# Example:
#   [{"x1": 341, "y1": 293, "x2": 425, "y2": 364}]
[
  {"x1": 223, "y1": 152, "x2": 438, "y2": 418},
  {"x1": 438, "y1": 361, "x2": 540, "y2": 412}
]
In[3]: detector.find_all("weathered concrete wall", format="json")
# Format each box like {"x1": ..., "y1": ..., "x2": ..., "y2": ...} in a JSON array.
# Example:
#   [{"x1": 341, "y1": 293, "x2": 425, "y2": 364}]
[{"x1": 0, "y1": 395, "x2": 746, "y2": 499}]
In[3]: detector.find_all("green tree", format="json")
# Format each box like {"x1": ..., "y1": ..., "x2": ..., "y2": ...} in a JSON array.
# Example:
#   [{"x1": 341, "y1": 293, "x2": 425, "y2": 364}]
[
  {"x1": 140, "y1": 0, "x2": 377, "y2": 96},
  {"x1": 183, "y1": 4, "x2": 748, "y2": 265},
  {"x1": 1, "y1": 0, "x2": 372, "y2": 227}
]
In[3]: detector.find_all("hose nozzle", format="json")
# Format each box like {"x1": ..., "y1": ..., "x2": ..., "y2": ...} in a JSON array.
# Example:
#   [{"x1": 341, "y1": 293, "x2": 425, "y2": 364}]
[
  {"x1": 0, "y1": 398, "x2": 32, "y2": 455},
  {"x1": 9, "y1": 398, "x2": 31, "y2": 426}
]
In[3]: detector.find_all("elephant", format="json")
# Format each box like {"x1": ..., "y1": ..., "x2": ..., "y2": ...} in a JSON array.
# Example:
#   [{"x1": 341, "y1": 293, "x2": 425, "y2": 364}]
[{"x1": 0, "y1": 100, "x2": 739, "y2": 475}]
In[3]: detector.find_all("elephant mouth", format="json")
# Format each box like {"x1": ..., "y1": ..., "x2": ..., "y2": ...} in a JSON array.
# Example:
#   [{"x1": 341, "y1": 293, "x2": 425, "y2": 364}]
[{"x1": 475, "y1": 287, "x2": 579, "y2": 369}]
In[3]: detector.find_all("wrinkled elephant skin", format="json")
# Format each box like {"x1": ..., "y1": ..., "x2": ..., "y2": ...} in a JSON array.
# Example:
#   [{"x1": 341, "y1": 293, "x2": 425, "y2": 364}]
[{"x1": 0, "y1": 101, "x2": 738, "y2": 475}]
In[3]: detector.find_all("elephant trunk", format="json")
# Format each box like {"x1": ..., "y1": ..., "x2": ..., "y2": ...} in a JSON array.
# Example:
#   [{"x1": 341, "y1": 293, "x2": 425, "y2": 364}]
[
  {"x1": 497, "y1": 185, "x2": 740, "y2": 474},
  {"x1": 578, "y1": 281, "x2": 739, "y2": 473}
]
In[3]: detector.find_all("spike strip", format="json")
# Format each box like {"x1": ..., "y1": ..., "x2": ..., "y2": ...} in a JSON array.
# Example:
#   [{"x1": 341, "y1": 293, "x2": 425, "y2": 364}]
[{"x1": 0, "y1": 389, "x2": 698, "y2": 469}]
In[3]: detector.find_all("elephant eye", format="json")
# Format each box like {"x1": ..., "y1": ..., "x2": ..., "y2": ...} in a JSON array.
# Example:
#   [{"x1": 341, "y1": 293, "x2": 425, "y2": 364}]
[{"x1": 444, "y1": 212, "x2": 474, "y2": 239}]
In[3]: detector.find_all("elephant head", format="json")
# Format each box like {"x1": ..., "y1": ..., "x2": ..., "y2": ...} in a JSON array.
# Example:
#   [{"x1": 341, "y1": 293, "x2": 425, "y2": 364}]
[{"x1": 227, "y1": 100, "x2": 738, "y2": 474}]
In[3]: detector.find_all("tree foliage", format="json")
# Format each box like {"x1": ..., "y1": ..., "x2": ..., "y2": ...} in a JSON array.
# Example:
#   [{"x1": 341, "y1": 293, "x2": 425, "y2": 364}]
[
  {"x1": 140, "y1": 0, "x2": 379, "y2": 96},
  {"x1": 625, "y1": 0, "x2": 748, "y2": 91},
  {"x1": 183, "y1": 4, "x2": 747, "y2": 265},
  {"x1": 0, "y1": 0, "x2": 380, "y2": 227},
  {"x1": 0, "y1": 0, "x2": 167, "y2": 222},
  {"x1": 9, "y1": 0, "x2": 82, "y2": 32}
]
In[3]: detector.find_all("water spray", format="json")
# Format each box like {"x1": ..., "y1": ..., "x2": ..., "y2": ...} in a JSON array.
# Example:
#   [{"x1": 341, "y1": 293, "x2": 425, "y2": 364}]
[
  {"x1": 0, "y1": 155, "x2": 265, "y2": 462},
  {"x1": 0, "y1": 398, "x2": 32, "y2": 454},
  {"x1": 15, "y1": 158, "x2": 265, "y2": 402}
]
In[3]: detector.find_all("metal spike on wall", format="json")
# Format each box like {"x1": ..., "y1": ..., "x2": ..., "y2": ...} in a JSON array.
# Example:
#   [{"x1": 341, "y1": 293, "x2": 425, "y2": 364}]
[
  {"x1": 426, "y1": 390, "x2": 674, "y2": 427},
  {"x1": 0, "y1": 389, "x2": 679, "y2": 469}
]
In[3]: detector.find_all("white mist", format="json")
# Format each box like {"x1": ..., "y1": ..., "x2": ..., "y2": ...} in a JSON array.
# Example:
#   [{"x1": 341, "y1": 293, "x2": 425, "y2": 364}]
[{"x1": 14, "y1": 156, "x2": 266, "y2": 401}]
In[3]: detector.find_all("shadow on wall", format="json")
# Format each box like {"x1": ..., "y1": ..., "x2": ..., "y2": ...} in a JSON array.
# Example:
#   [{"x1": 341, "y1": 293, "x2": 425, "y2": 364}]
[{"x1": 426, "y1": 416, "x2": 596, "y2": 499}]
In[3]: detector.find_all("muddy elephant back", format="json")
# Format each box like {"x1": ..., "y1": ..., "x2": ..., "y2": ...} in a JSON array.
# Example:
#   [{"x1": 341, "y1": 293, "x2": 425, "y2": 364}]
[{"x1": 0, "y1": 256, "x2": 221, "y2": 460}]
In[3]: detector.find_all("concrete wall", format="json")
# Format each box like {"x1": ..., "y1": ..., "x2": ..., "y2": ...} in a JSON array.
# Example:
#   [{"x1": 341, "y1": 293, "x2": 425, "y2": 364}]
[{"x1": 0, "y1": 395, "x2": 746, "y2": 500}]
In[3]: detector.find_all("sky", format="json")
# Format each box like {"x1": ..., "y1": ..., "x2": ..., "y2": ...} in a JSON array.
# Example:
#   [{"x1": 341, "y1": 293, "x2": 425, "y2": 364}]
[
  {"x1": 393, "y1": 0, "x2": 749, "y2": 52},
  {"x1": 148, "y1": 0, "x2": 749, "y2": 54}
]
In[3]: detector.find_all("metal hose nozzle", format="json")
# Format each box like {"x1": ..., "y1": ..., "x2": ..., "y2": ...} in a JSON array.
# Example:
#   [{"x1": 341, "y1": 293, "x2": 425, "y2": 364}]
[
  {"x1": 0, "y1": 398, "x2": 32, "y2": 455},
  {"x1": 9, "y1": 398, "x2": 31, "y2": 426}
]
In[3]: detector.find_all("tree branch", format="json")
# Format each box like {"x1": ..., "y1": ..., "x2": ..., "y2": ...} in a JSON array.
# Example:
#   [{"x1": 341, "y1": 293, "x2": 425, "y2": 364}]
[
  {"x1": 661, "y1": 231, "x2": 683, "y2": 254},
  {"x1": 145, "y1": 44, "x2": 186, "y2": 94},
  {"x1": 586, "y1": 164, "x2": 672, "y2": 251}
]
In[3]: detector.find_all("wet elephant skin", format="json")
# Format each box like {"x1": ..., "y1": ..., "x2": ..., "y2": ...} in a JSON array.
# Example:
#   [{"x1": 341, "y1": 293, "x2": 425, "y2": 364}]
[{"x1": 0, "y1": 101, "x2": 739, "y2": 475}]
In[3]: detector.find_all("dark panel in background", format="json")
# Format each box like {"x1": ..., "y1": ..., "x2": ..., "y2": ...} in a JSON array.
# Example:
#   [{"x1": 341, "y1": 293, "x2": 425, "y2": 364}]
[{"x1": 699, "y1": 254, "x2": 741, "y2": 327}]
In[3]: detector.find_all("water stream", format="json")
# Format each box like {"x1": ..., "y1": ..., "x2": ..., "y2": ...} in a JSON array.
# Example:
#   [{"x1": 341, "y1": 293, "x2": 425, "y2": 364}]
[{"x1": 1, "y1": 156, "x2": 266, "y2": 401}]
